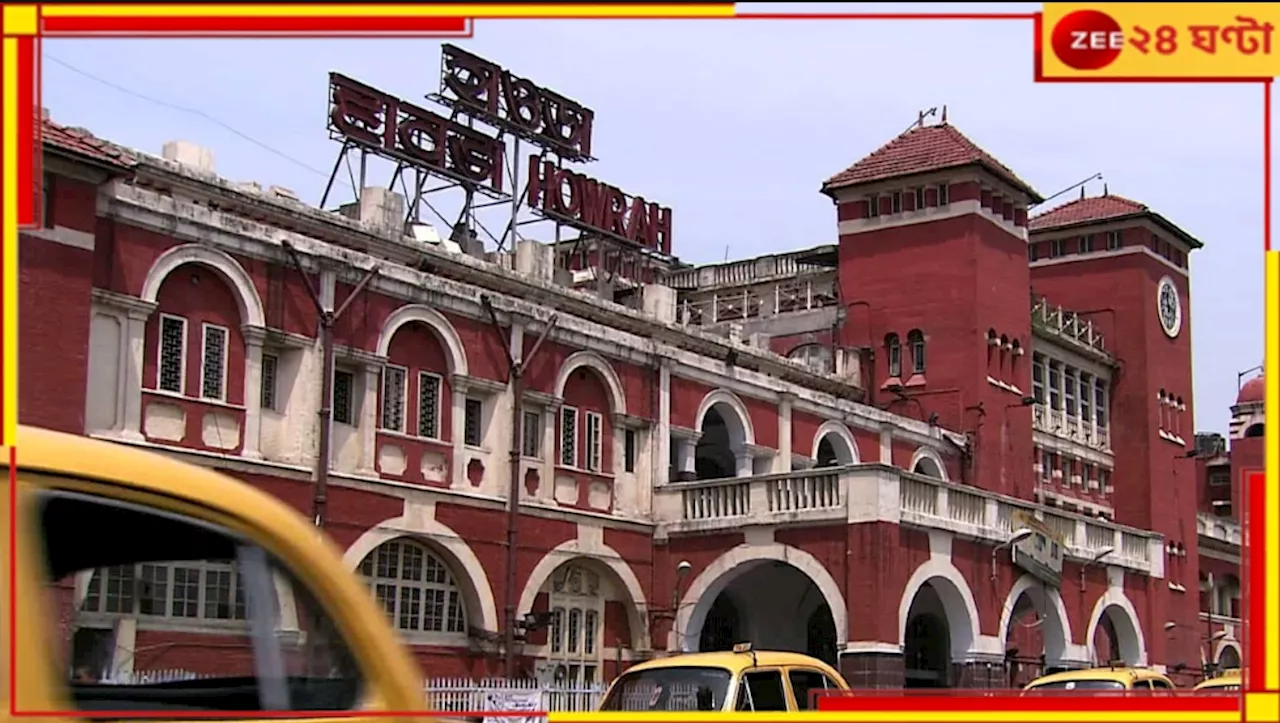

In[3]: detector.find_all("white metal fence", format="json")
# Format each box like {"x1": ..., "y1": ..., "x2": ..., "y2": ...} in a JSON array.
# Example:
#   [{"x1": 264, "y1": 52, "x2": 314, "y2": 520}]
[{"x1": 101, "y1": 670, "x2": 606, "y2": 714}]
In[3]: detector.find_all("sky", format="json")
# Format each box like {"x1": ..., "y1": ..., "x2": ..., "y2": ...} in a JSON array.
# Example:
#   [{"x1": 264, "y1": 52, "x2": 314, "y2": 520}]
[{"x1": 40, "y1": 1, "x2": 1267, "y2": 434}]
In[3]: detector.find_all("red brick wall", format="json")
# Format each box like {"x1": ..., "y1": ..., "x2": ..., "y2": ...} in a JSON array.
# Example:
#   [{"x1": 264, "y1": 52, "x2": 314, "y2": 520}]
[{"x1": 19, "y1": 236, "x2": 93, "y2": 433}]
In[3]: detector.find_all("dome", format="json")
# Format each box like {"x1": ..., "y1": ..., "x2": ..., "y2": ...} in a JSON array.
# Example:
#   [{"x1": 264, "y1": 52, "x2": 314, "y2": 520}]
[{"x1": 1237, "y1": 375, "x2": 1265, "y2": 404}]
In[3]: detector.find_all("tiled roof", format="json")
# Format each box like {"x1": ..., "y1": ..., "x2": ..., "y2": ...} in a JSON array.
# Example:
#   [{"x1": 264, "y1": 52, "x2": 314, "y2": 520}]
[
  {"x1": 822, "y1": 122, "x2": 1040, "y2": 200},
  {"x1": 1028, "y1": 194, "x2": 1147, "y2": 231},
  {"x1": 41, "y1": 117, "x2": 136, "y2": 170}
]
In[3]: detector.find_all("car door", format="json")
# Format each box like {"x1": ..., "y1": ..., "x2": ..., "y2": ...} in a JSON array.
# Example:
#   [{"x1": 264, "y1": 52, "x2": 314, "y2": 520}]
[
  {"x1": 733, "y1": 669, "x2": 793, "y2": 712},
  {"x1": 13, "y1": 470, "x2": 423, "y2": 723},
  {"x1": 785, "y1": 667, "x2": 840, "y2": 710}
]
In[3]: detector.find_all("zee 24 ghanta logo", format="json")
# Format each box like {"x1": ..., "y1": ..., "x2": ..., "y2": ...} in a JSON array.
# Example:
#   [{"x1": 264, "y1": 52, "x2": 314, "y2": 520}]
[
  {"x1": 1050, "y1": 8, "x2": 1275, "y2": 71},
  {"x1": 1050, "y1": 9, "x2": 1179, "y2": 70}
]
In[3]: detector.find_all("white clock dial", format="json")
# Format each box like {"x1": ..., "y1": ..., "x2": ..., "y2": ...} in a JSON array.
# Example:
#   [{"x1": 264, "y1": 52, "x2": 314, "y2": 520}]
[{"x1": 1157, "y1": 276, "x2": 1182, "y2": 338}]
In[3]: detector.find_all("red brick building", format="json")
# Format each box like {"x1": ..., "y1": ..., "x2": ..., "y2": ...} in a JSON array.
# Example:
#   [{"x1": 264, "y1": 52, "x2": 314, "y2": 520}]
[{"x1": 24, "y1": 110, "x2": 1243, "y2": 690}]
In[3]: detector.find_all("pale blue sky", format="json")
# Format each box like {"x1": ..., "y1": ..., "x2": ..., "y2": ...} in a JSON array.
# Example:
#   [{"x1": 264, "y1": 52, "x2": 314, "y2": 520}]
[{"x1": 40, "y1": 1, "x2": 1267, "y2": 433}]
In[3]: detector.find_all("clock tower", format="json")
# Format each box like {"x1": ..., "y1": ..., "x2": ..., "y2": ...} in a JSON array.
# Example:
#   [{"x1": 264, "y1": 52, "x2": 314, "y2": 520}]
[{"x1": 1026, "y1": 191, "x2": 1202, "y2": 677}]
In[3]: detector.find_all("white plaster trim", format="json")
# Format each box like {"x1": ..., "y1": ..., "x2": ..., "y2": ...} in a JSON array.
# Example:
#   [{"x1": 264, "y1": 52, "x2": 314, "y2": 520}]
[
  {"x1": 375, "y1": 303, "x2": 469, "y2": 377},
  {"x1": 1029, "y1": 245, "x2": 1189, "y2": 279},
  {"x1": 997, "y1": 574, "x2": 1075, "y2": 665},
  {"x1": 812, "y1": 420, "x2": 860, "y2": 464},
  {"x1": 897, "y1": 557, "x2": 980, "y2": 661},
  {"x1": 342, "y1": 502, "x2": 498, "y2": 633},
  {"x1": 841, "y1": 641, "x2": 900, "y2": 655},
  {"x1": 677, "y1": 542, "x2": 847, "y2": 653},
  {"x1": 516, "y1": 538, "x2": 650, "y2": 650},
  {"x1": 1084, "y1": 585, "x2": 1147, "y2": 667},
  {"x1": 1214, "y1": 640, "x2": 1242, "y2": 666},
  {"x1": 140, "y1": 243, "x2": 266, "y2": 328},
  {"x1": 909, "y1": 446, "x2": 949, "y2": 481},
  {"x1": 21, "y1": 225, "x2": 95, "y2": 250},
  {"x1": 694, "y1": 388, "x2": 756, "y2": 446},
  {"x1": 554, "y1": 350, "x2": 628, "y2": 416}
]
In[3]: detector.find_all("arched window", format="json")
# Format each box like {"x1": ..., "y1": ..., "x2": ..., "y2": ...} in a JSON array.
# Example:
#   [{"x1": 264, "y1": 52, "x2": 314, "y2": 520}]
[
  {"x1": 885, "y1": 334, "x2": 902, "y2": 378},
  {"x1": 547, "y1": 564, "x2": 604, "y2": 685},
  {"x1": 358, "y1": 540, "x2": 466, "y2": 635},
  {"x1": 907, "y1": 329, "x2": 926, "y2": 375},
  {"x1": 1246, "y1": 423, "x2": 1265, "y2": 438}
]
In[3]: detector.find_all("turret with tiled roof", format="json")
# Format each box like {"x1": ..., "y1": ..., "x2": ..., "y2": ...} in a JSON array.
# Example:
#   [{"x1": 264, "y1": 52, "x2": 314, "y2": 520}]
[{"x1": 1027, "y1": 186, "x2": 1202, "y2": 269}]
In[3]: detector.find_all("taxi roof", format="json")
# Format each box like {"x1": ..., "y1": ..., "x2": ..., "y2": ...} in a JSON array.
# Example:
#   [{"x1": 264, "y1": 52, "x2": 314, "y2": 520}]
[
  {"x1": 13, "y1": 425, "x2": 324, "y2": 550},
  {"x1": 1025, "y1": 666, "x2": 1172, "y2": 688},
  {"x1": 619, "y1": 650, "x2": 841, "y2": 677},
  {"x1": 1193, "y1": 669, "x2": 1242, "y2": 690}
]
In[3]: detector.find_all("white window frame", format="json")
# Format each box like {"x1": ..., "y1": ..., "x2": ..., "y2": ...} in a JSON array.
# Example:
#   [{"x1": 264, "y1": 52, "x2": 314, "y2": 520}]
[
  {"x1": 914, "y1": 186, "x2": 926, "y2": 210},
  {"x1": 358, "y1": 540, "x2": 467, "y2": 637},
  {"x1": 560, "y1": 405, "x2": 579, "y2": 468},
  {"x1": 936, "y1": 183, "x2": 950, "y2": 206},
  {"x1": 379, "y1": 364, "x2": 408, "y2": 433},
  {"x1": 1107, "y1": 230, "x2": 1123, "y2": 250},
  {"x1": 156, "y1": 313, "x2": 188, "y2": 395},
  {"x1": 584, "y1": 411, "x2": 604, "y2": 473},
  {"x1": 866, "y1": 194, "x2": 880, "y2": 218},
  {"x1": 545, "y1": 565, "x2": 604, "y2": 686},
  {"x1": 463, "y1": 397, "x2": 485, "y2": 448},
  {"x1": 80, "y1": 561, "x2": 248, "y2": 625},
  {"x1": 199, "y1": 323, "x2": 229, "y2": 402},
  {"x1": 417, "y1": 371, "x2": 443, "y2": 440},
  {"x1": 522, "y1": 409, "x2": 542, "y2": 459},
  {"x1": 890, "y1": 191, "x2": 903, "y2": 214},
  {"x1": 1031, "y1": 353, "x2": 1045, "y2": 403}
]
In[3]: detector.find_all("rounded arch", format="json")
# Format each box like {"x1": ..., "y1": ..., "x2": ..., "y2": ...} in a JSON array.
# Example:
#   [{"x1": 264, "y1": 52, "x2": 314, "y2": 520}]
[
  {"x1": 997, "y1": 574, "x2": 1073, "y2": 666},
  {"x1": 812, "y1": 420, "x2": 859, "y2": 465},
  {"x1": 910, "y1": 447, "x2": 948, "y2": 480},
  {"x1": 344, "y1": 514, "x2": 496, "y2": 632},
  {"x1": 1085, "y1": 591, "x2": 1147, "y2": 666},
  {"x1": 678, "y1": 543, "x2": 847, "y2": 651},
  {"x1": 694, "y1": 389, "x2": 755, "y2": 446},
  {"x1": 898, "y1": 558, "x2": 980, "y2": 660},
  {"x1": 1215, "y1": 640, "x2": 1241, "y2": 669},
  {"x1": 518, "y1": 540, "x2": 649, "y2": 649},
  {"x1": 376, "y1": 304, "x2": 469, "y2": 377},
  {"x1": 140, "y1": 243, "x2": 266, "y2": 328},
  {"x1": 554, "y1": 351, "x2": 627, "y2": 416}
]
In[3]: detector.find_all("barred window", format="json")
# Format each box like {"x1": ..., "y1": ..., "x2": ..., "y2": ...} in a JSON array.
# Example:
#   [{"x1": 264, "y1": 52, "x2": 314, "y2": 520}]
[
  {"x1": 522, "y1": 410, "x2": 541, "y2": 458},
  {"x1": 464, "y1": 398, "x2": 483, "y2": 447},
  {"x1": 418, "y1": 373, "x2": 442, "y2": 439},
  {"x1": 261, "y1": 353, "x2": 279, "y2": 410},
  {"x1": 333, "y1": 370, "x2": 355, "y2": 425},
  {"x1": 585, "y1": 412, "x2": 603, "y2": 473},
  {"x1": 380, "y1": 365, "x2": 407, "y2": 432},
  {"x1": 560, "y1": 406, "x2": 578, "y2": 467},
  {"x1": 201, "y1": 324, "x2": 228, "y2": 401},
  {"x1": 158, "y1": 315, "x2": 187, "y2": 394}
]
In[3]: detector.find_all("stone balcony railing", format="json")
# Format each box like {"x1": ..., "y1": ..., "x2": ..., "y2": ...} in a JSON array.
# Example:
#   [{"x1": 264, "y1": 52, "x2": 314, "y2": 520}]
[
  {"x1": 654, "y1": 464, "x2": 1163, "y2": 575},
  {"x1": 1198, "y1": 512, "x2": 1242, "y2": 547}
]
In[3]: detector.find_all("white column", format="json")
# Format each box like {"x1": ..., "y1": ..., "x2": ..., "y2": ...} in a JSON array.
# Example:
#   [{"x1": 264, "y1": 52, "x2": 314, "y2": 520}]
[
  {"x1": 451, "y1": 386, "x2": 467, "y2": 488},
  {"x1": 775, "y1": 395, "x2": 793, "y2": 473},
  {"x1": 358, "y1": 364, "x2": 380, "y2": 475},
  {"x1": 241, "y1": 326, "x2": 265, "y2": 459},
  {"x1": 654, "y1": 360, "x2": 672, "y2": 486},
  {"x1": 676, "y1": 437, "x2": 697, "y2": 478},
  {"x1": 119, "y1": 307, "x2": 154, "y2": 442},
  {"x1": 878, "y1": 423, "x2": 893, "y2": 465},
  {"x1": 734, "y1": 448, "x2": 753, "y2": 478}
]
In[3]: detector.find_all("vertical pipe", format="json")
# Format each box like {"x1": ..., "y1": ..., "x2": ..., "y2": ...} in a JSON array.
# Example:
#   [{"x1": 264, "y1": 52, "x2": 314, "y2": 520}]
[{"x1": 314, "y1": 315, "x2": 335, "y2": 528}]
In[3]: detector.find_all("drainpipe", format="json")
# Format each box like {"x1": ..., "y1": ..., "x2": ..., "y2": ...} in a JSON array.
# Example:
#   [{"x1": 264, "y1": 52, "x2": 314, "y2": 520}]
[
  {"x1": 482, "y1": 295, "x2": 558, "y2": 679},
  {"x1": 281, "y1": 241, "x2": 379, "y2": 529}
]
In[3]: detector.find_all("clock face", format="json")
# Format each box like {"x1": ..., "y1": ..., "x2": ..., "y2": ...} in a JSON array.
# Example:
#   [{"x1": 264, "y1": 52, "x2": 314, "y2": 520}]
[{"x1": 1157, "y1": 277, "x2": 1182, "y2": 338}]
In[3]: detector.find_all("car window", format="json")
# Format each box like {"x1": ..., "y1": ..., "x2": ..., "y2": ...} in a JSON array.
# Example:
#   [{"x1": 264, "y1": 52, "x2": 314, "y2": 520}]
[
  {"x1": 598, "y1": 666, "x2": 730, "y2": 711},
  {"x1": 1148, "y1": 678, "x2": 1173, "y2": 694},
  {"x1": 1026, "y1": 679, "x2": 1126, "y2": 691},
  {"x1": 788, "y1": 668, "x2": 835, "y2": 710},
  {"x1": 38, "y1": 488, "x2": 364, "y2": 714},
  {"x1": 735, "y1": 670, "x2": 789, "y2": 712}
]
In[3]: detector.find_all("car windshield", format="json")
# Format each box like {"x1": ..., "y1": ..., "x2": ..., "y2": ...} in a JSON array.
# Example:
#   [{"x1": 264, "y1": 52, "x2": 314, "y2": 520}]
[
  {"x1": 1027, "y1": 679, "x2": 1126, "y2": 691},
  {"x1": 598, "y1": 666, "x2": 732, "y2": 712}
]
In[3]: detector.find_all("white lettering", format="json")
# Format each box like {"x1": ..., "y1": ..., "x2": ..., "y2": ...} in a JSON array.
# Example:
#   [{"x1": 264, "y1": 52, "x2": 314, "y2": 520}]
[{"x1": 1073, "y1": 29, "x2": 1125, "y2": 51}]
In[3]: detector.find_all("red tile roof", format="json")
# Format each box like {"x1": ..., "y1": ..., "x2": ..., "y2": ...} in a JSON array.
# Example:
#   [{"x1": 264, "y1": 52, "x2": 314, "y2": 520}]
[
  {"x1": 41, "y1": 117, "x2": 136, "y2": 170},
  {"x1": 1237, "y1": 375, "x2": 1265, "y2": 404},
  {"x1": 822, "y1": 122, "x2": 1040, "y2": 201},
  {"x1": 1028, "y1": 194, "x2": 1147, "y2": 231}
]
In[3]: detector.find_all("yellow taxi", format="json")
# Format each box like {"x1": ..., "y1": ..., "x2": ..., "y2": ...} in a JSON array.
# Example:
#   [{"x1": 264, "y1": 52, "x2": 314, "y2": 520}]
[
  {"x1": 597, "y1": 643, "x2": 850, "y2": 712},
  {"x1": 1023, "y1": 665, "x2": 1177, "y2": 693},
  {"x1": 1193, "y1": 668, "x2": 1242, "y2": 692},
  {"x1": 4, "y1": 426, "x2": 430, "y2": 721}
]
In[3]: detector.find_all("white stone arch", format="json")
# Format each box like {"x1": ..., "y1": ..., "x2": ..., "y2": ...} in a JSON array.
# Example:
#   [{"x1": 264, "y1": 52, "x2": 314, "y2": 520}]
[
  {"x1": 517, "y1": 540, "x2": 650, "y2": 649},
  {"x1": 376, "y1": 304, "x2": 469, "y2": 377},
  {"x1": 694, "y1": 389, "x2": 756, "y2": 447},
  {"x1": 678, "y1": 542, "x2": 847, "y2": 652},
  {"x1": 344, "y1": 513, "x2": 497, "y2": 632},
  {"x1": 812, "y1": 420, "x2": 860, "y2": 465},
  {"x1": 898, "y1": 558, "x2": 980, "y2": 661},
  {"x1": 554, "y1": 351, "x2": 627, "y2": 415},
  {"x1": 140, "y1": 243, "x2": 266, "y2": 328},
  {"x1": 1085, "y1": 590, "x2": 1147, "y2": 666},
  {"x1": 1214, "y1": 640, "x2": 1242, "y2": 669},
  {"x1": 997, "y1": 573, "x2": 1074, "y2": 666},
  {"x1": 909, "y1": 446, "x2": 948, "y2": 480}
]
